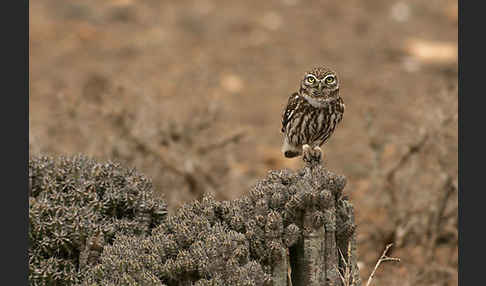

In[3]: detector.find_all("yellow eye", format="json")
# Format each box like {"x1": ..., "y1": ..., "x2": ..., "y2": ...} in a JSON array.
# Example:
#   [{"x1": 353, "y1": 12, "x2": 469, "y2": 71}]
[
  {"x1": 325, "y1": 75, "x2": 336, "y2": 84},
  {"x1": 306, "y1": 75, "x2": 316, "y2": 84}
]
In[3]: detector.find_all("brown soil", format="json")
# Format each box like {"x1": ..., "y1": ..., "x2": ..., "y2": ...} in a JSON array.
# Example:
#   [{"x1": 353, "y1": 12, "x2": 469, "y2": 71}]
[{"x1": 30, "y1": 0, "x2": 458, "y2": 284}]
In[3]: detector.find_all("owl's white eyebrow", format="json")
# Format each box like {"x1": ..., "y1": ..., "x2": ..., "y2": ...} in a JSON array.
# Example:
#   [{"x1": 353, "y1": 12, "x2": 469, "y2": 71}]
[{"x1": 322, "y1": 75, "x2": 336, "y2": 83}]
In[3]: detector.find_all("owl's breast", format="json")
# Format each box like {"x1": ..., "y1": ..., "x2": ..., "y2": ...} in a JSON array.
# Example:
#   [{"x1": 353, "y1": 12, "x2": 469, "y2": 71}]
[{"x1": 302, "y1": 100, "x2": 344, "y2": 145}]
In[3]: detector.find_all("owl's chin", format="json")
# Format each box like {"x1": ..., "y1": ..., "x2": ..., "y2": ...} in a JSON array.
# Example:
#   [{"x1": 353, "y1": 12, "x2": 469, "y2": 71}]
[
  {"x1": 302, "y1": 94, "x2": 335, "y2": 108},
  {"x1": 303, "y1": 94, "x2": 332, "y2": 108}
]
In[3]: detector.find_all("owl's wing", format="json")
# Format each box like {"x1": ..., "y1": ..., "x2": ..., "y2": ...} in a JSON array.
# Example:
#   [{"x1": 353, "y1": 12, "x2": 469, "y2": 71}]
[{"x1": 281, "y1": 92, "x2": 301, "y2": 133}]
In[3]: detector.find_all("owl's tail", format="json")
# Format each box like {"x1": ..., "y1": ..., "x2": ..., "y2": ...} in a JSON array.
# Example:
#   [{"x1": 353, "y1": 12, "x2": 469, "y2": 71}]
[{"x1": 282, "y1": 137, "x2": 302, "y2": 158}]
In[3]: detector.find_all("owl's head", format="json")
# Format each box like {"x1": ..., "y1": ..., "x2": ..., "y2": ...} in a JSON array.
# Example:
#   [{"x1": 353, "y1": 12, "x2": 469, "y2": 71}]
[{"x1": 299, "y1": 66, "x2": 340, "y2": 104}]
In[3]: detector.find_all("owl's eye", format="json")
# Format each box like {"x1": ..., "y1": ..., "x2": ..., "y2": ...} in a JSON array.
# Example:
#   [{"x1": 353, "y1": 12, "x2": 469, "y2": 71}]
[
  {"x1": 324, "y1": 75, "x2": 336, "y2": 84},
  {"x1": 305, "y1": 75, "x2": 317, "y2": 84}
]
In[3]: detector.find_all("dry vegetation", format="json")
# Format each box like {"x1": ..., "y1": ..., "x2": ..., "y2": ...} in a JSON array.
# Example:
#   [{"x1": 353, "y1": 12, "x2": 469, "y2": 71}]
[{"x1": 30, "y1": 0, "x2": 458, "y2": 284}]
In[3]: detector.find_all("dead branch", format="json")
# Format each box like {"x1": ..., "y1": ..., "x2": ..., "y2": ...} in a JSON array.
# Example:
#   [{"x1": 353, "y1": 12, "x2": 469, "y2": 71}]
[
  {"x1": 108, "y1": 111, "x2": 223, "y2": 199},
  {"x1": 337, "y1": 242, "x2": 353, "y2": 286},
  {"x1": 384, "y1": 132, "x2": 429, "y2": 206},
  {"x1": 365, "y1": 244, "x2": 400, "y2": 286},
  {"x1": 197, "y1": 129, "x2": 246, "y2": 154},
  {"x1": 426, "y1": 175, "x2": 457, "y2": 260}
]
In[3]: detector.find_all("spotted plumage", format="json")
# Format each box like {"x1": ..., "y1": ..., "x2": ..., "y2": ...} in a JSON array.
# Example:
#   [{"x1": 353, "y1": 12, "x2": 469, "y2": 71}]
[{"x1": 281, "y1": 66, "x2": 345, "y2": 158}]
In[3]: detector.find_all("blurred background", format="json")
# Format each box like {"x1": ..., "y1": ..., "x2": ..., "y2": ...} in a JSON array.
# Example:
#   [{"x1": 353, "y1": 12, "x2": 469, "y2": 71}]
[{"x1": 29, "y1": 0, "x2": 458, "y2": 284}]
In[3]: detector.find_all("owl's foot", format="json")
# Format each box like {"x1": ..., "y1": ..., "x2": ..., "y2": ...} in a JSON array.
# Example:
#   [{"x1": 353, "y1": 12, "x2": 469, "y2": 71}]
[{"x1": 302, "y1": 144, "x2": 323, "y2": 165}]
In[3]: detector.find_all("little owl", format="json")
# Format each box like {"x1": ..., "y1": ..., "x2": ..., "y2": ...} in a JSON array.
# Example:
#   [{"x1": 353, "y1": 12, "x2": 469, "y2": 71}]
[{"x1": 281, "y1": 65, "x2": 345, "y2": 159}]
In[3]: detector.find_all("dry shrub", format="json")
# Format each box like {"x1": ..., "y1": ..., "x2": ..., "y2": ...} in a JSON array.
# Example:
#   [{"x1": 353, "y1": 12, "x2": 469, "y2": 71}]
[
  {"x1": 31, "y1": 73, "x2": 246, "y2": 211},
  {"x1": 360, "y1": 85, "x2": 458, "y2": 284}
]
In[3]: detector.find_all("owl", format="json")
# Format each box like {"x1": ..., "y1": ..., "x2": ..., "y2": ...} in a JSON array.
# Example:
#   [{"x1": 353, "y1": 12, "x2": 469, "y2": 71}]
[{"x1": 281, "y1": 66, "x2": 345, "y2": 159}]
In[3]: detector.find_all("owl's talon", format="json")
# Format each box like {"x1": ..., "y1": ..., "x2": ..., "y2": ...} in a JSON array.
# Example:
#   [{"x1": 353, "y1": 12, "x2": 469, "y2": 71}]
[
  {"x1": 303, "y1": 145, "x2": 323, "y2": 165},
  {"x1": 302, "y1": 144, "x2": 311, "y2": 153}
]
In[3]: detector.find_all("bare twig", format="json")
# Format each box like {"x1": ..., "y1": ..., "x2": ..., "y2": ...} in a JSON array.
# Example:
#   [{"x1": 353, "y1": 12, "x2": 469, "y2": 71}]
[
  {"x1": 426, "y1": 175, "x2": 457, "y2": 260},
  {"x1": 112, "y1": 112, "x2": 187, "y2": 177},
  {"x1": 197, "y1": 129, "x2": 246, "y2": 154},
  {"x1": 382, "y1": 132, "x2": 429, "y2": 248},
  {"x1": 365, "y1": 244, "x2": 400, "y2": 286},
  {"x1": 385, "y1": 133, "x2": 429, "y2": 206},
  {"x1": 109, "y1": 111, "x2": 222, "y2": 199},
  {"x1": 337, "y1": 242, "x2": 352, "y2": 286}
]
